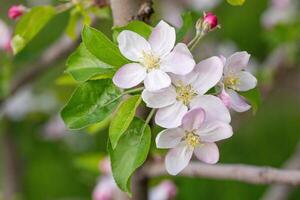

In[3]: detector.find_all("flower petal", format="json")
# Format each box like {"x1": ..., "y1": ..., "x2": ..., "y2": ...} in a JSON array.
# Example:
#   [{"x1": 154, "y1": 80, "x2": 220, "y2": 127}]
[
  {"x1": 235, "y1": 71, "x2": 257, "y2": 91},
  {"x1": 196, "y1": 121, "x2": 233, "y2": 142},
  {"x1": 190, "y1": 95, "x2": 231, "y2": 123},
  {"x1": 144, "y1": 69, "x2": 171, "y2": 92},
  {"x1": 218, "y1": 88, "x2": 231, "y2": 108},
  {"x1": 155, "y1": 101, "x2": 188, "y2": 128},
  {"x1": 225, "y1": 51, "x2": 250, "y2": 74},
  {"x1": 192, "y1": 56, "x2": 223, "y2": 95},
  {"x1": 118, "y1": 30, "x2": 151, "y2": 61},
  {"x1": 113, "y1": 63, "x2": 146, "y2": 89},
  {"x1": 194, "y1": 143, "x2": 219, "y2": 164},
  {"x1": 165, "y1": 143, "x2": 193, "y2": 175},
  {"x1": 142, "y1": 86, "x2": 177, "y2": 108},
  {"x1": 148, "y1": 20, "x2": 176, "y2": 57},
  {"x1": 156, "y1": 128, "x2": 185, "y2": 148},
  {"x1": 160, "y1": 43, "x2": 195, "y2": 75},
  {"x1": 182, "y1": 108, "x2": 205, "y2": 132},
  {"x1": 169, "y1": 71, "x2": 199, "y2": 87},
  {"x1": 226, "y1": 89, "x2": 251, "y2": 112}
]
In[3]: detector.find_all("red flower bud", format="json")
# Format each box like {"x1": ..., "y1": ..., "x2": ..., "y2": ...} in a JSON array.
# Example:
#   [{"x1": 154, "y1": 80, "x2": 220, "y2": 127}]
[
  {"x1": 8, "y1": 5, "x2": 26, "y2": 20},
  {"x1": 203, "y1": 12, "x2": 218, "y2": 30}
]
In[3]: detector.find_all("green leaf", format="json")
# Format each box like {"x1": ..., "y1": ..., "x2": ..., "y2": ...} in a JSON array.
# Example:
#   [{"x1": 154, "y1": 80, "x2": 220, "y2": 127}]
[
  {"x1": 82, "y1": 26, "x2": 129, "y2": 67},
  {"x1": 11, "y1": 6, "x2": 56, "y2": 54},
  {"x1": 239, "y1": 87, "x2": 261, "y2": 114},
  {"x1": 227, "y1": 0, "x2": 246, "y2": 6},
  {"x1": 176, "y1": 12, "x2": 193, "y2": 42},
  {"x1": 66, "y1": 44, "x2": 115, "y2": 82},
  {"x1": 108, "y1": 118, "x2": 151, "y2": 193},
  {"x1": 113, "y1": 20, "x2": 152, "y2": 42},
  {"x1": 109, "y1": 95, "x2": 142, "y2": 149},
  {"x1": 61, "y1": 79, "x2": 121, "y2": 129}
]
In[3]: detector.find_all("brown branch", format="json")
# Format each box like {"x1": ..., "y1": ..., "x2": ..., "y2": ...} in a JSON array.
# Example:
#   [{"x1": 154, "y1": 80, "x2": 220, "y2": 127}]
[
  {"x1": 143, "y1": 161, "x2": 300, "y2": 186},
  {"x1": 261, "y1": 143, "x2": 300, "y2": 200}
]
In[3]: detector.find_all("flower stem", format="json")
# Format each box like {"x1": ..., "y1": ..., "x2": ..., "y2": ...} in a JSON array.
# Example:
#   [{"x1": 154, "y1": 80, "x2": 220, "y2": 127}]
[
  {"x1": 187, "y1": 31, "x2": 205, "y2": 51},
  {"x1": 142, "y1": 108, "x2": 156, "y2": 133},
  {"x1": 122, "y1": 87, "x2": 144, "y2": 95}
]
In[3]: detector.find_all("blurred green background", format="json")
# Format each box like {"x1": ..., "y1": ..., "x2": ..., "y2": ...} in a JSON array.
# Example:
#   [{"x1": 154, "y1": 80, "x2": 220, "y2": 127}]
[{"x1": 1, "y1": 0, "x2": 300, "y2": 199}]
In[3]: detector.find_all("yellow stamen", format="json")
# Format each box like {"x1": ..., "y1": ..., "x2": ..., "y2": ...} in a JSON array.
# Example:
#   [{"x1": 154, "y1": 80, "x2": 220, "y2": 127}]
[
  {"x1": 176, "y1": 84, "x2": 197, "y2": 106},
  {"x1": 224, "y1": 75, "x2": 240, "y2": 90},
  {"x1": 185, "y1": 132, "x2": 200, "y2": 148},
  {"x1": 142, "y1": 51, "x2": 160, "y2": 70}
]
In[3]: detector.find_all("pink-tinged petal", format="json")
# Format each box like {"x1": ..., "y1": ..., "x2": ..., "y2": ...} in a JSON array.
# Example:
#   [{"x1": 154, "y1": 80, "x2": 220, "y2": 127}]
[
  {"x1": 156, "y1": 128, "x2": 185, "y2": 148},
  {"x1": 218, "y1": 88, "x2": 231, "y2": 108},
  {"x1": 194, "y1": 143, "x2": 219, "y2": 164},
  {"x1": 165, "y1": 142, "x2": 193, "y2": 175},
  {"x1": 182, "y1": 108, "x2": 205, "y2": 132},
  {"x1": 190, "y1": 95, "x2": 231, "y2": 123},
  {"x1": 160, "y1": 43, "x2": 195, "y2": 75},
  {"x1": 155, "y1": 101, "x2": 188, "y2": 128},
  {"x1": 192, "y1": 56, "x2": 223, "y2": 95},
  {"x1": 219, "y1": 55, "x2": 226, "y2": 66},
  {"x1": 144, "y1": 69, "x2": 171, "y2": 92},
  {"x1": 196, "y1": 121, "x2": 233, "y2": 142},
  {"x1": 113, "y1": 63, "x2": 146, "y2": 89},
  {"x1": 148, "y1": 20, "x2": 176, "y2": 57},
  {"x1": 149, "y1": 180, "x2": 177, "y2": 200},
  {"x1": 169, "y1": 71, "x2": 199, "y2": 87},
  {"x1": 235, "y1": 71, "x2": 257, "y2": 91},
  {"x1": 142, "y1": 86, "x2": 177, "y2": 108},
  {"x1": 225, "y1": 51, "x2": 250, "y2": 74},
  {"x1": 226, "y1": 89, "x2": 251, "y2": 112},
  {"x1": 117, "y1": 30, "x2": 151, "y2": 61},
  {"x1": 93, "y1": 176, "x2": 117, "y2": 200}
]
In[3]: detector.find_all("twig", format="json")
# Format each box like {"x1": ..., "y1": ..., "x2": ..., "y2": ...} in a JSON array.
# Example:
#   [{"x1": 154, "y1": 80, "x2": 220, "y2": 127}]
[
  {"x1": 143, "y1": 161, "x2": 300, "y2": 186},
  {"x1": 260, "y1": 143, "x2": 300, "y2": 200}
]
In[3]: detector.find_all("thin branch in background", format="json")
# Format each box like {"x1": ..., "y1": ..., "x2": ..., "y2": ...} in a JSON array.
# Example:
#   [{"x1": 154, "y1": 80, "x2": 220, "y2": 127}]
[
  {"x1": 260, "y1": 143, "x2": 300, "y2": 200},
  {"x1": 143, "y1": 160, "x2": 300, "y2": 186}
]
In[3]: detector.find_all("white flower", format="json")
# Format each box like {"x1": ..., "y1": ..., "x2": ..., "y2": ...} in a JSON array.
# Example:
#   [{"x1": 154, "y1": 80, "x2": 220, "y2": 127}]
[
  {"x1": 142, "y1": 56, "x2": 231, "y2": 128},
  {"x1": 156, "y1": 108, "x2": 233, "y2": 175},
  {"x1": 219, "y1": 52, "x2": 257, "y2": 112},
  {"x1": 149, "y1": 180, "x2": 177, "y2": 200},
  {"x1": 113, "y1": 20, "x2": 195, "y2": 92}
]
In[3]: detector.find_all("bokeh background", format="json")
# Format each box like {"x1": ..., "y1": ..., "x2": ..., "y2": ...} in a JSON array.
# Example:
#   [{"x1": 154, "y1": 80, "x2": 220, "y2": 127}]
[{"x1": 1, "y1": 0, "x2": 300, "y2": 199}]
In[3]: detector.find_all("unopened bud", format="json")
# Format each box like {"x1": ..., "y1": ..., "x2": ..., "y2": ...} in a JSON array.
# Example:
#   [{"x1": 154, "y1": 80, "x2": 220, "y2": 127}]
[
  {"x1": 196, "y1": 12, "x2": 219, "y2": 35},
  {"x1": 8, "y1": 5, "x2": 26, "y2": 20}
]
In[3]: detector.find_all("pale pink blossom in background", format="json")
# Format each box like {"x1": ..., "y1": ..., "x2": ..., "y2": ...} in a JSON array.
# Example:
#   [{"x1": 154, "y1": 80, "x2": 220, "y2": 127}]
[
  {"x1": 156, "y1": 108, "x2": 233, "y2": 175},
  {"x1": 0, "y1": 19, "x2": 11, "y2": 52},
  {"x1": 149, "y1": 180, "x2": 177, "y2": 200},
  {"x1": 113, "y1": 20, "x2": 195, "y2": 92},
  {"x1": 142, "y1": 56, "x2": 230, "y2": 128},
  {"x1": 44, "y1": 115, "x2": 68, "y2": 140},
  {"x1": 218, "y1": 52, "x2": 257, "y2": 112},
  {"x1": 93, "y1": 176, "x2": 116, "y2": 200},
  {"x1": 8, "y1": 5, "x2": 26, "y2": 20}
]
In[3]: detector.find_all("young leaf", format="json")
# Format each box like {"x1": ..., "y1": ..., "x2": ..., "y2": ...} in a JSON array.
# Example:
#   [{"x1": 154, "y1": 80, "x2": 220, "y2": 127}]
[
  {"x1": 66, "y1": 44, "x2": 115, "y2": 82},
  {"x1": 176, "y1": 12, "x2": 193, "y2": 42},
  {"x1": 227, "y1": 0, "x2": 246, "y2": 6},
  {"x1": 82, "y1": 26, "x2": 129, "y2": 67},
  {"x1": 109, "y1": 95, "x2": 142, "y2": 149},
  {"x1": 108, "y1": 118, "x2": 151, "y2": 193},
  {"x1": 61, "y1": 79, "x2": 121, "y2": 129},
  {"x1": 11, "y1": 6, "x2": 56, "y2": 54},
  {"x1": 239, "y1": 87, "x2": 261, "y2": 114},
  {"x1": 112, "y1": 20, "x2": 152, "y2": 41}
]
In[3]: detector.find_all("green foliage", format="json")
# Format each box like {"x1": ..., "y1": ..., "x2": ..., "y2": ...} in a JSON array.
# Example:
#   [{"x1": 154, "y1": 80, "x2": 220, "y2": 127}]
[
  {"x1": 61, "y1": 79, "x2": 121, "y2": 129},
  {"x1": 109, "y1": 95, "x2": 142, "y2": 149},
  {"x1": 239, "y1": 87, "x2": 261, "y2": 114},
  {"x1": 11, "y1": 6, "x2": 56, "y2": 54},
  {"x1": 66, "y1": 44, "x2": 115, "y2": 82},
  {"x1": 82, "y1": 26, "x2": 129, "y2": 67},
  {"x1": 227, "y1": 0, "x2": 246, "y2": 6},
  {"x1": 108, "y1": 118, "x2": 151, "y2": 194},
  {"x1": 112, "y1": 20, "x2": 152, "y2": 41}
]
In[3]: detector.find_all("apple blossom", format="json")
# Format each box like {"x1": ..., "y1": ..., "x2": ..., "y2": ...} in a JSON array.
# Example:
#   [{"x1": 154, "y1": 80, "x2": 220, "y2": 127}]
[
  {"x1": 156, "y1": 108, "x2": 233, "y2": 175},
  {"x1": 8, "y1": 5, "x2": 26, "y2": 20},
  {"x1": 142, "y1": 56, "x2": 231, "y2": 128},
  {"x1": 149, "y1": 180, "x2": 177, "y2": 200},
  {"x1": 0, "y1": 19, "x2": 11, "y2": 52},
  {"x1": 113, "y1": 20, "x2": 195, "y2": 92},
  {"x1": 203, "y1": 12, "x2": 218, "y2": 30},
  {"x1": 93, "y1": 176, "x2": 117, "y2": 200},
  {"x1": 218, "y1": 51, "x2": 257, "y2": 112}
]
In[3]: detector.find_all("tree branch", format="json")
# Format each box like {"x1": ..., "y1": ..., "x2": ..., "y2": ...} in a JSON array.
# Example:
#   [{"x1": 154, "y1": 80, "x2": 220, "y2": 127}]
[{"x1": 143, "y1": 161, "x2": 300, "y2": 186}]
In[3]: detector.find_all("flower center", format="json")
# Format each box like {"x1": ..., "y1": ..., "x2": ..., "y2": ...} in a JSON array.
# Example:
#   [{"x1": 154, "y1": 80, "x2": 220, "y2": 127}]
[
  {"x1": 185, "y1": 132, "x2": 200, "y2": 148},
  {"x1": 142, "y1": 51, "x2": 160, "y2": 70},
  {"x1": 176, "y1": 84, "x2": 197, "y2": 106},
  {"x1": 224, "y1": 75, "x2": 240, "y2": 90}
]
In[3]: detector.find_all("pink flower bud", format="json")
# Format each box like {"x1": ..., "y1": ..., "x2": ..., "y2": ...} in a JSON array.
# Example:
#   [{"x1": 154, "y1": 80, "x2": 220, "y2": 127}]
[
  {"x1": 219, "y1": 89, "x2": 231, "y2": 108},
  {"x1": 8, "y1": 5, "x2": 26, "y2": 20},
  {"x1": 203, "y1": 12, "x2": 218, "y2": 30}
]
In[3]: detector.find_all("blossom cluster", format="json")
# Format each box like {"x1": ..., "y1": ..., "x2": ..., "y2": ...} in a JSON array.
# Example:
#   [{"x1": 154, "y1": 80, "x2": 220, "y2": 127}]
[{"x1": 112, "y1": 19, "x2": 257, "y2": 175}]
